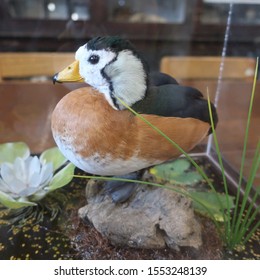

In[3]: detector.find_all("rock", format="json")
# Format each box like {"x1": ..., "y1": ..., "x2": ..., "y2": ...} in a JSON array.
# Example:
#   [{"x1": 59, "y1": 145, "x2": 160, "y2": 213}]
[{"x1": 78, "y1": 176, "x2": 202, "y2": 251}]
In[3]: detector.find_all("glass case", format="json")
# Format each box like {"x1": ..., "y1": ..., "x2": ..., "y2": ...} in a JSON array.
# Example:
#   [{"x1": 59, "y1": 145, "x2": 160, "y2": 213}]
[{"x1": 0, "y1": 1, "x2": 259, "y2": 260}]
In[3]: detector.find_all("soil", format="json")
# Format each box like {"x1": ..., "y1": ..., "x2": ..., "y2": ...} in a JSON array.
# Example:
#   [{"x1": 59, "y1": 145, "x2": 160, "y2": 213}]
[{"x1": 0, "y1": 157, "x2": 259, "y2": 260}]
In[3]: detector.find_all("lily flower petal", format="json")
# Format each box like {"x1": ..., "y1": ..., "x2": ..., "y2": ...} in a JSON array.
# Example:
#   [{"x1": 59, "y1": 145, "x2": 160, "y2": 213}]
[
  {"x1": 28, "y1": 172, "x2": 42, "y2": 189},
  {"x1": 18, "y1": 187, "x2": 42, "y2": 197},
  {"x1": 0, "y1": 177, "x2": 10, "y2": 193},
  {"x1": 27, "y1": 156, "x2": 41, "y2": 181},
  {"x1": 13, "y1": 157, "x2": 26, "y2": 182},
  {"x1": 39, "y1": 162, "x2": 53, "y2": 186},
  {"x1": 0, "y1": 162, "x2": 14, "y2": 186}
]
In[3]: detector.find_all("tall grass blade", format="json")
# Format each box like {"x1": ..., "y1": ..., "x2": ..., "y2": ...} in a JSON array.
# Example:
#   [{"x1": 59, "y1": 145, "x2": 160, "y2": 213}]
[
  {"x1": 238, "y1": 205, "x2": 260, "y2": 247},
  {"x1": 243, "y1": 214, "x2": 260, "y2": 245},
  {"x1": 233, "y1": 139, "x2": 260, "y2": 243},
  {"x1": 236, "y1": 191, "x2": 260, "y2": 245},
  {"x1": 207, "y1": 92, "x2": 231, "y2": 242},
  {"x1": 231, "y1": 57, "x2": 259, "y2": 237}
]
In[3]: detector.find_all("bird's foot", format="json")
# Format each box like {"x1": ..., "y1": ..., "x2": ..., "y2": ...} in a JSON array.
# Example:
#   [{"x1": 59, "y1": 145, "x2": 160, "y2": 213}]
[{"x1": 103, "y1": 172, "x2": 141, "y2": 203}]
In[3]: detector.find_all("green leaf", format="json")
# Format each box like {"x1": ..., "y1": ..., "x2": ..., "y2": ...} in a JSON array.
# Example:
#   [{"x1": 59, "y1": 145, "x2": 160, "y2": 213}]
[
  {"x1": 0, "y1": 190, "x2": 37, "y2": 209},
  {"x1": 48, "y1": 163, "x2": 75, "y2": 191},
  {"x1": 40, "y1": 147, "x2": 67, "y2": 172},
  {"x1": 190, "y1": 191, "x2": 235, "y2": 222},
  {"x1": 150, "y1": 159, "x2": 203, "y2": 185},
  {"x1": 173, "y1": 172, "x2": 204, "y2": 184},
  {"x1": 0, "y1": 142, "x2": 30, "y2": 164},
  {"x1": 167, "y1": 159, "x2": 191, "y2": 173}
]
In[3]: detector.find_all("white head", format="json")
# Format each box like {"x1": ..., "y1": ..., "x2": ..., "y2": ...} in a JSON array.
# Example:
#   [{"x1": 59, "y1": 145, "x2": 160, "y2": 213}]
[{"x1": 75, "y1": 36, "x2": 148, "y2": 110}]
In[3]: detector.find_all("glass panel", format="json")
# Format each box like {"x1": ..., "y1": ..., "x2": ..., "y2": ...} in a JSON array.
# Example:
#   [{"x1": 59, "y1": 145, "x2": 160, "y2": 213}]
[{"x1": 108, "y1": 0, "x2": 186, "y2": 23}]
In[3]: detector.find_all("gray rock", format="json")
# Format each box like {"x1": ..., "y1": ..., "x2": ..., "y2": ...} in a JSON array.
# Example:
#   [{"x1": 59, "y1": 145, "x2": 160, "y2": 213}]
[{"x1": 78, "y1": 176, "x2": 202, "y2": 251}]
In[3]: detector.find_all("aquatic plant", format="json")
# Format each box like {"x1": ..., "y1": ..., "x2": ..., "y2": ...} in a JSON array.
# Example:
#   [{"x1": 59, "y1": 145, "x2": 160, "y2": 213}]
[
  {"x1": 0, "y1": 142, "x2": 75, "y2": 209},
  {"x1": 150, "y1": 158, "x2": 203, "y2": 186},
  {"x1": 208, "y1": 58, "x2": 260, "y2": 250}
]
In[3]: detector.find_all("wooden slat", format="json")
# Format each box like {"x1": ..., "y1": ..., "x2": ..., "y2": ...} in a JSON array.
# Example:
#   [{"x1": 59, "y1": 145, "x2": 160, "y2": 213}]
[
  {"x1": 160, "y1": 56, "x2": 256, "y2": 80},
  {"x1": 1, "y1": 53, "x2": 256, "y2": 81},
  {"x1": 0, "y1": 52, "x2": 75, "y2": 79}
]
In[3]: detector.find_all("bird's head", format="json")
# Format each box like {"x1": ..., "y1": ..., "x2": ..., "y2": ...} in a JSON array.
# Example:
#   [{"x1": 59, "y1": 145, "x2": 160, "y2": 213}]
[{"x1": 54, "y1": 36, "x2": 148, "y2": 110}]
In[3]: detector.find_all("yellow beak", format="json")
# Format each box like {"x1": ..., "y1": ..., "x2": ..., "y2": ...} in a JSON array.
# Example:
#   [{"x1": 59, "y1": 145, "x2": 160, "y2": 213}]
[{"x1": 53, "y1": 60, "x2": 84, "y2": 84}]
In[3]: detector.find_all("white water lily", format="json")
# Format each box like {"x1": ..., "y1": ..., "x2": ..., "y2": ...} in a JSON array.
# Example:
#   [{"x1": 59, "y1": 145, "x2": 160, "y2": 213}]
[
  {"x1": 0, "y1": 156, "x2": 53, "y2": 198},
  {"x1": 0, "y1": 142, "x2": 75, "y2": 209}
]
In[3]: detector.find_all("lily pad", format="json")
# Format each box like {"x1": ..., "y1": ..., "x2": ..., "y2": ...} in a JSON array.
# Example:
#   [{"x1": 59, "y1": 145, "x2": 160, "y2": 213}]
[
  {"x1": 0, "y1": 142, "x2": 30, "y2": 164},
  {"x1": 150, "y1": 159, "x2": 203, "y2": 185},
  {"x1": 0, "y1": 190, "x2": 36, "y2": 209},
  {"x1": 48, "y1": 163, "x2": 75, "y2": 191},
  {"x1": 189, "y1": 191, "x2": 235, "y2": 222},
  {"x1": 40, "y1": 147, "x2": 68, "y2": 172}
]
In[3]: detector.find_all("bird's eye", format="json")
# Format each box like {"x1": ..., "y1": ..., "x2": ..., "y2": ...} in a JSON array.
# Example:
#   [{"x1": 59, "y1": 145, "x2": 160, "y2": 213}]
[{"x1": 88, "y1": 55, "x2": 100, "y2": 65}]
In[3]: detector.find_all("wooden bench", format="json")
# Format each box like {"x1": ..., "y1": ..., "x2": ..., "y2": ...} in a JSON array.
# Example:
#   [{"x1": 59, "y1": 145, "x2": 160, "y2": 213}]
[
  {"x1": 0, "y1": 52, "x2": 75, "y2": 81},
  {"x1": 160, "y1": 56, "x2": 256, "y2": 81}
]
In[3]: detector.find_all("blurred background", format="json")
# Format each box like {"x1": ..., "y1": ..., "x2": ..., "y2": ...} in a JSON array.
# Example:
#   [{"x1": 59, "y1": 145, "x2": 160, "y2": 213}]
[{"x1": 0, "y1": 0, "x2": 260, "y2": 70}]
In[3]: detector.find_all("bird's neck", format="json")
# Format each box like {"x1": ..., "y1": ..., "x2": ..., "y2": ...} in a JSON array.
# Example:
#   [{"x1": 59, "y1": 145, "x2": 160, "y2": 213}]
[{"x1": 102, "y1": 50, "x2": 148, "y2": 110}]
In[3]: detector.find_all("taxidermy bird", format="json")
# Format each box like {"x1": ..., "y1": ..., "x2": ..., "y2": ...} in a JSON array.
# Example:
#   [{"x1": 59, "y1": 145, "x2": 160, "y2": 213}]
[{"x1": 52, "y1": 36, "x2": 218, "y2": 202}]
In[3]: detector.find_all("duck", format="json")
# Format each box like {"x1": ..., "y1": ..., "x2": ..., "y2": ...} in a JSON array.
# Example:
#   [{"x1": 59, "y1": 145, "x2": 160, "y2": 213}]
[{"x1": 52, "y1": 36, "x2": 218, "y2": 203}]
